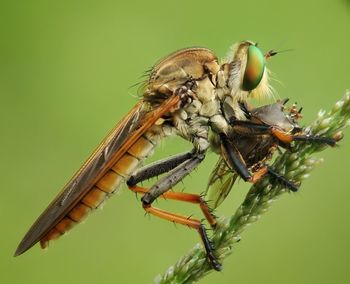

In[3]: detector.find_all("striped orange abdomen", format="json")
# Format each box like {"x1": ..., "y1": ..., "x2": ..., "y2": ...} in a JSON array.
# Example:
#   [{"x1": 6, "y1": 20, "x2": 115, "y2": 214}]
[{"x1": 40, "y1": 134, "x2": 157, "y2": 248}]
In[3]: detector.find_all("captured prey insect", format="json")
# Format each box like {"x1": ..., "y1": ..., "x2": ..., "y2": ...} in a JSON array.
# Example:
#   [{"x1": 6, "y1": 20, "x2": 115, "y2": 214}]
[
  {"x1": 16, "y1": 40, "x2": 284, "y2": 270},
  {"x1": 206, "y1": 100, "x2": 337, "y2": 209}
]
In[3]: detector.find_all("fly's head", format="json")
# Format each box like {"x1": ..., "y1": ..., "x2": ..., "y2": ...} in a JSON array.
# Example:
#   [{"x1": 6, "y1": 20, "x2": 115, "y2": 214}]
[{"x1": 224, "y1": 40, "x2": 274, "y2": 103}]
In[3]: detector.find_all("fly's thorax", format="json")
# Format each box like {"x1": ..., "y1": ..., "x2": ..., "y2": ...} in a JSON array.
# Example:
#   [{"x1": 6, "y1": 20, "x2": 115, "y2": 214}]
[
  {"x1": 142, "y1": 42, "x2": 271, "y2": 153},
  {"x1": 172, "y1": 102, "x2": 211, "y2": 152},
  {"x1": 195, "y1": 76, "x2": 215, "y2": 101},
  {"x1": 216, "y1": 63, "x2": 230, "y2": 89},
  {"x1": 169, "y1": 74, "x2": 242, "y2": 153},
  {"x1": 144, "y1": 47, "x2": 220, "y2": 102},
  {"x1": 195, "y1": 77, "x2": 221, "y2": 117}
]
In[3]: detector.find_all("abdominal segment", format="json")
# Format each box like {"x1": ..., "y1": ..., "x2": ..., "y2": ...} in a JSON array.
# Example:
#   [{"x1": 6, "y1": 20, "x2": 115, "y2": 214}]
[{"x1": 40, "y1": 135, "x2": 157, "y2": 248}]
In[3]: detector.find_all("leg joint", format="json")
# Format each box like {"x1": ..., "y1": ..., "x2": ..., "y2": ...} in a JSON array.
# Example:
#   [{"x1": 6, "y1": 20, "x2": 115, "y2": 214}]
[
  {"x1": 126, "y1": 176, "x2": 136, "y2": 187},
  {"x1": 141, "y1": 193, "x2": 154, "y2": 206}
]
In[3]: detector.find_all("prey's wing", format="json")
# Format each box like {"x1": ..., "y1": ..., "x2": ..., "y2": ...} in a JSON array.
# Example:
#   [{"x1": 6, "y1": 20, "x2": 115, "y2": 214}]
[
  {"x1": 205, "y1": 157, "x2": 238, "y2": 209},
  {"x1": 15, "y1": 95, "x2": 181, "y2": 256}
]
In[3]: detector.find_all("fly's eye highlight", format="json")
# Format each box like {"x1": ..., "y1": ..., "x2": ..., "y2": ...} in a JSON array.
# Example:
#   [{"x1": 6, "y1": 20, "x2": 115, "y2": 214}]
[{"x1": 242, "y1": 45, "x2": 265, "y2": 91}]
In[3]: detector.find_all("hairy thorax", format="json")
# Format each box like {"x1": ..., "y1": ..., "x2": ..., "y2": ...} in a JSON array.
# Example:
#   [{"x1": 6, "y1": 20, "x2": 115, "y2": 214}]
[{"x1": 142, "y1": 47, "x2": 248, "y2": 154}]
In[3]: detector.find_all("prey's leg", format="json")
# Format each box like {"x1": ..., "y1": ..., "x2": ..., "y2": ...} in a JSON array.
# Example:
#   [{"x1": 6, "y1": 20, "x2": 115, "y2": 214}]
[
  {"x1": 220, "y1": 133, "x2": 268, "y2": 183},
  {"x1": 221, "y1": 132, "x2": 299, "y2": 191},
  {"x1": 267, "y1": 167, "x2": 299, "y2": 192}
]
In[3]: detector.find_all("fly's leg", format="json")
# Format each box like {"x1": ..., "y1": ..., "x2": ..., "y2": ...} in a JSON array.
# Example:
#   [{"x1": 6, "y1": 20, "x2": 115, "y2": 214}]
[
  {"x1": 127, "y1": 151, "x2": 193, "y2": 187},
  {"x1": 127, "y1": 152, "x2": 222, "y2": 271},
  {"x1": 229, "y1": 120, "x2": 337, "y2": 146},
  {"x1": 128, "y1": 188, "x2": 221, "y2": 270},
  {"x1": 127, "y1": 150, "x2": 217, "y2": 227},
  {"x1": 135, "y1": 152, "x2": 204, "y2": 208},
  {"x1": 129, "y1": 185, "x2": 217, "y2": 227}
]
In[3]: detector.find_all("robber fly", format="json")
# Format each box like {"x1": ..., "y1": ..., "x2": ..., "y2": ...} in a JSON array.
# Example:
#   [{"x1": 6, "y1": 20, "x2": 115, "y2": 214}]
[
  {"x1": 16, "y1": 40, "x2": 287, "y2": 270},
  {"x1": 206, "y1": 100, "x2": 337, "y2": 208}
]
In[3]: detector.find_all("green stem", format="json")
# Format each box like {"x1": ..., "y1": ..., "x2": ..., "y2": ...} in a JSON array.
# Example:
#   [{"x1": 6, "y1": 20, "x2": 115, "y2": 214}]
[{"x1": 155, "y1": 91, "x2": 350, "y2": 284}]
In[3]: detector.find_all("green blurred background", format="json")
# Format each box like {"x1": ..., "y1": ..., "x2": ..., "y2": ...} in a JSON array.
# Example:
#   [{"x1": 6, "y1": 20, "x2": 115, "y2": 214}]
[{"x1": 1, "y1": 0, "x2": 350, "y2": 283}]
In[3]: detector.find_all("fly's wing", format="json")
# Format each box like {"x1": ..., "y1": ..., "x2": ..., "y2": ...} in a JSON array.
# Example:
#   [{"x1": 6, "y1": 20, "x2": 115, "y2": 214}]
[
  {"x1": 15, "y1": 95, "x2": 181, "y2": 256},
  {"x1": 205, "y1": 157, "x2": 238, "y2": 209}
]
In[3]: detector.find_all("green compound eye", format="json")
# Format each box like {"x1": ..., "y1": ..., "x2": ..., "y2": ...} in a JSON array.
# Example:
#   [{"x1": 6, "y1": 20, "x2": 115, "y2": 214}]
[{"x1": 242, "y1": 45, "x2": 265, "y2": 91}]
